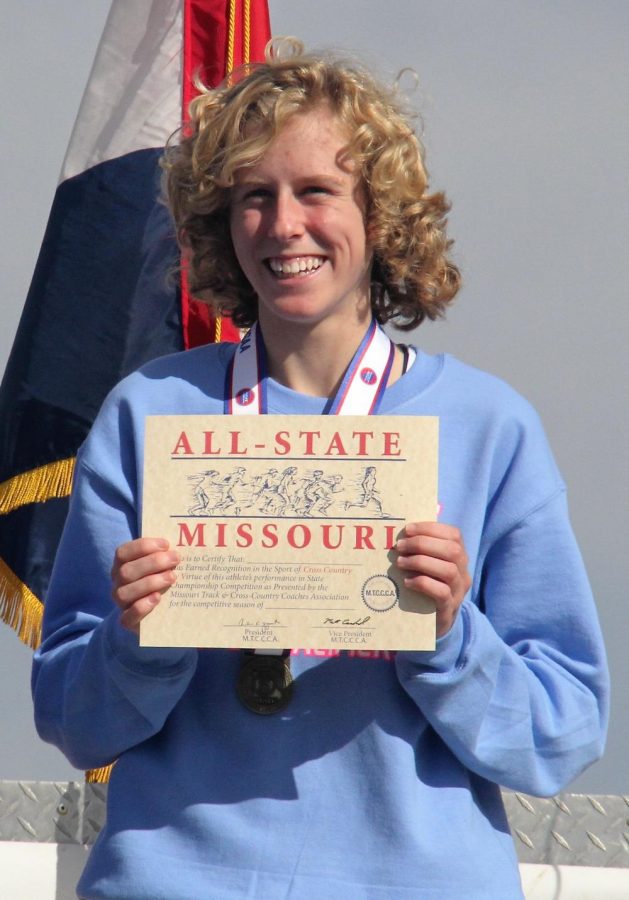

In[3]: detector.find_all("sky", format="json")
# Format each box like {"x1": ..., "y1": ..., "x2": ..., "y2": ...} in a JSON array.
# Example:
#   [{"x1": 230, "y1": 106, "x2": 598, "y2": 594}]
[{"x1": 1, "y1": 0, "x2": 628, "y2": 793}]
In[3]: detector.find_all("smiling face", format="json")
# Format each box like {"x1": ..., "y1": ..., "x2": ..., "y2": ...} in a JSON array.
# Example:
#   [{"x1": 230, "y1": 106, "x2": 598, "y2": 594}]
[{"x1": 229, "y1": 105, "x2": 373, "y2": 337}]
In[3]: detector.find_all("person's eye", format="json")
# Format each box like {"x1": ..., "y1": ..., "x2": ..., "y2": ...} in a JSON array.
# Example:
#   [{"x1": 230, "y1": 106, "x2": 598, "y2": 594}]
[
  {"x1": 303, "y1": 185, "x2": 330, "y2": 195},
  {"x1": 239, "y1": 187, "x2": 271, "y2": 203}
]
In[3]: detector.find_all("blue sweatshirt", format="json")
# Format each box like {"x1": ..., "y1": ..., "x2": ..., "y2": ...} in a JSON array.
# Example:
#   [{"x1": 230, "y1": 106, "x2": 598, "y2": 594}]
[{"x1": 32, "y1": 343, "x2": 608, "y2": 899}]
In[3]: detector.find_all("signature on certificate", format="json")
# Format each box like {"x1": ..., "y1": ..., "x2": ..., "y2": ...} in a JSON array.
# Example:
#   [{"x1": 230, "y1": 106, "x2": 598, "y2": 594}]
[
  {"x1": 238, "y1": 617, "x2": 282, "y2": 628},
  {"x1": 323, "y1": 616, "x2": 372, "y2": 627}
]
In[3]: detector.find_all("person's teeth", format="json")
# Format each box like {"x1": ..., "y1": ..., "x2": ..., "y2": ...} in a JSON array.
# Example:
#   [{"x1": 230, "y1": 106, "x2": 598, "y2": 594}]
[{"x1": 268, "y1": 256, "x2": 324, "y2": 274}]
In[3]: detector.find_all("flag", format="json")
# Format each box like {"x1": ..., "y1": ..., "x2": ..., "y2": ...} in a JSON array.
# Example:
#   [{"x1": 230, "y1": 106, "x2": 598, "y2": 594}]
[{"x1": 0, "y1": 0, "x2": 271, "y2": 651}]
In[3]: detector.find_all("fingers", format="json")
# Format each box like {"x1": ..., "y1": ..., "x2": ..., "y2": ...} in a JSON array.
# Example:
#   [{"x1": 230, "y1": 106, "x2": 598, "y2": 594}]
[
  {"x1": 111, "y1": 538, "x2": 181, "y2": 634},
  {"x1": 396, "y1": 523, "x2": 468, "y2": 577},
  {"x1": 400, "y1": 521, "x2": 465, "y2": 547},
  {"x1": 397, "y1": 554, "x2": 462, "y2": 594},
  {"x1": 111, "y1": 537, "x2": 171, "y2": 572},
  {"x1": 396, "y1": 522, "x2": 472, "y2": 638},
  {"x1": 118, "y1": 592, "x2": 167, "y2": 634}
]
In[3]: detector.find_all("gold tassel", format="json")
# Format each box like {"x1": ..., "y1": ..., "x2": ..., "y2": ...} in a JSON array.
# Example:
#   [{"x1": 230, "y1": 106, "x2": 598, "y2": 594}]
[
  {"x1": 0, "y1": 457, "x2": 75, "y2": 515},
  {"x1": 0, "y1": 557, "x2": 43, "y2": 649},
  {"x1": 226, "y1": 0, "x2": 237, "y2": 75},
  {"x1": 243, "y1": 0, "x2": 251, "y2": 63}
]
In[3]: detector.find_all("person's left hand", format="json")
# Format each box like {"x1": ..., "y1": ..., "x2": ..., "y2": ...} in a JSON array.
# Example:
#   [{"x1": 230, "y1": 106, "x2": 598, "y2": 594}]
[{"x1": 396, "y1": 522, "x2": 472, "y2": 638}]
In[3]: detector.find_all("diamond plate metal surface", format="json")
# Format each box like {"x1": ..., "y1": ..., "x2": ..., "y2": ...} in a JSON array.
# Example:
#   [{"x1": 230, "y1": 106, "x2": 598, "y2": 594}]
[
  {"x1": 503, "y1": 792, "x2": 629, "y2": 868},
  {"x1": 0, "y1": 781, "x2": 105, "y2": 845},
  {"x1": 1, "y1": 782, "x2": 628, "y2": 867}
]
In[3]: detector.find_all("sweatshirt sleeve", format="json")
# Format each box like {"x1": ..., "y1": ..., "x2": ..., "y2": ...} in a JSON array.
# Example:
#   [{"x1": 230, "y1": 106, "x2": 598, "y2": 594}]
[
  {"x1": 395, "y1": 489, "x2": 609, "y2": 797},
  {"x1": 31, "y1": 386, "x2": 198, "y2": 771}
]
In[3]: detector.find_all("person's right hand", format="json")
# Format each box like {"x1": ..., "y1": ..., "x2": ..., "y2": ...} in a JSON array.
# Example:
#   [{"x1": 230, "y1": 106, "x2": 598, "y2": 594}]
[{"x1": 111, "y1": 538, "x2": 180, "y2": 634}]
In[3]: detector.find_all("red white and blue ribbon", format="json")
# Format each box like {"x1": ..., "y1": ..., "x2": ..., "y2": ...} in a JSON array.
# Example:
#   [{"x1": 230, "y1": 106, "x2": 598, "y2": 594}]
[{"x1": 226, "y1": 319, "x2": 395, "y2": 416}]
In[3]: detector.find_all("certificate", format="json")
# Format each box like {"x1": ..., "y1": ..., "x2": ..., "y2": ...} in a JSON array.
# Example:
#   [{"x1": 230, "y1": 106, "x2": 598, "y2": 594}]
[{"x1": 140, "y1": 415, "x2": 438, "y2": 651}]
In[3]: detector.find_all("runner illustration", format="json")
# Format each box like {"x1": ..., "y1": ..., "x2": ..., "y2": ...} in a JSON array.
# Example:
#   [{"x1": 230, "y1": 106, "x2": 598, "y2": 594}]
[
  {"x1": 262, "y1": 465, "x2": 298, "y2": 515},
  {"x1": 299, "y1": 470, "x2": 343, "y2": 516},
  {"x1": 247, "y1": 467, "x2": 280, "y2": 511},
  {"x1": 345, "y1": 466, "x2": 384, "y2": 516},
  {"x1": 187, "y1": 470, "x2": 220, "y2": 515},
  {"x1": 211, "y1": 466, "x2": 247, "y2": 514}
]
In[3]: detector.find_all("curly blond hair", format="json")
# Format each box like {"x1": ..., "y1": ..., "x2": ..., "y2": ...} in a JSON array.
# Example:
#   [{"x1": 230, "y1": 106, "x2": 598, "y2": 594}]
[{"x1": 163, "y1": 38, "x2": 460, "y2": 330}]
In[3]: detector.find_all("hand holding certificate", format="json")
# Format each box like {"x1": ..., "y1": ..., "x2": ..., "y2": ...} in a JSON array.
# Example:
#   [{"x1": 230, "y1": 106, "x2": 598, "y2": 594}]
[{"x1": 141, "y1": 415, "x2": 438, "y2": 651}]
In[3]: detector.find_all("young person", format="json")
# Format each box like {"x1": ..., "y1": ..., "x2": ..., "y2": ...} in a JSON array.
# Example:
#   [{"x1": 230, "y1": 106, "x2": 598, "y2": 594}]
[{"x1": 32, "y1": 40, "x2": 608, "y2": 899}]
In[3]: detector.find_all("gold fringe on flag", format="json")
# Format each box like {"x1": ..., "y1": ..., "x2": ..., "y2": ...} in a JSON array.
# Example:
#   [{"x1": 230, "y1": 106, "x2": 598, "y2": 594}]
[
  {"x1": 0, "y1": 557, "x2": 116, "y2": 781},
  {"x1": 0, "y1": 457, "x2": 75, "y2": 515},
  {"x1": 86, "y1": 762, "x2": 115, "y2": 784},
  {"x1": 0, "y1": 457, "x2": 76, "y2": 647},
  {"x1": 0, "y1": 456, "x2": 115, "y2": 779},
  {"x1": 0, "y1": 556, "x2": 43, "y2": 649}
]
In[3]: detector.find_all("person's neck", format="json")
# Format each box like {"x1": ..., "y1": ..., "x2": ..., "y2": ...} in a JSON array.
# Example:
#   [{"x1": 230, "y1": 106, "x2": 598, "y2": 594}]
[{"x1": 258, "y1": 314, "x2": 404, "y2": 398}]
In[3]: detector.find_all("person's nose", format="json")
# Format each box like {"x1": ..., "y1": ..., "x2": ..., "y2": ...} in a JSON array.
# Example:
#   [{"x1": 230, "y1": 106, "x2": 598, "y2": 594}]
[{"x1": 267, "y1": 190, "x2": 305, "y2": 241}]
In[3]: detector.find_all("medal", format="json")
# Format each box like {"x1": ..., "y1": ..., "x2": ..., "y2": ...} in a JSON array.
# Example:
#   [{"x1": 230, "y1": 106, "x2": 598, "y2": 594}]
[
  {"x1": 228, "y1": 319, "x2": 396, "y2": 713},
  {"x1": 236, "y1": 652, "x2": 293, "y2": 715}
]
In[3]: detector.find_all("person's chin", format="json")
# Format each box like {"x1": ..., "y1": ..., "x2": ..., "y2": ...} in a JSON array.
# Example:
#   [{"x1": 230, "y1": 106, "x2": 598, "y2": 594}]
[{"x1": 259, "y1": 296, "x2": 329, "y2": 327}]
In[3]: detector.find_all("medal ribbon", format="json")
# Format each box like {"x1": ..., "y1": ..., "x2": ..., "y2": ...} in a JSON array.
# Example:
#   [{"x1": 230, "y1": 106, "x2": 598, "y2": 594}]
[
  {"x1": 225, "y1": 318, "x2": 395, "y2": 416},
  {"x1": 226, "y1": 318, "x2": 396, "y2": 681}
]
